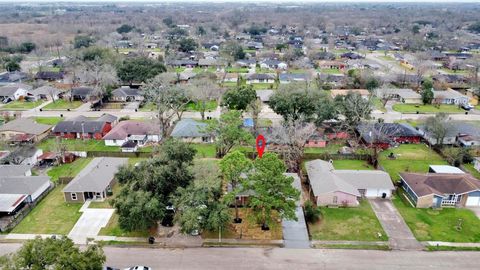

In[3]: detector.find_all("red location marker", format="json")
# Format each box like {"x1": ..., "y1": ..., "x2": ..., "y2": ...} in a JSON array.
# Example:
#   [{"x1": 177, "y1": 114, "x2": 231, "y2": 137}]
[{"x1": 256, "y1": 134, "x2": 266, "y2": 158}]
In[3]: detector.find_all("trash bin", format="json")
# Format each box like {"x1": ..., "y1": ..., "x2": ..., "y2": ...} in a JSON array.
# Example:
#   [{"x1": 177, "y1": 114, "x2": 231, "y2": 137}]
[
  {"x1": 60, "y1": 114, "x2": 63, "y2": 117},
  {"x1": 148, "y1": 236, "x2": 155, "y2": 244}
]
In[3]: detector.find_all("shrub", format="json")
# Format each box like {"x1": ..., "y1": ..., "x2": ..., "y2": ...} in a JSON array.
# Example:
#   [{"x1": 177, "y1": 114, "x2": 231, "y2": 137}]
[{"x1": 304, "y1": 201, "x2": 322, "y2": 223}]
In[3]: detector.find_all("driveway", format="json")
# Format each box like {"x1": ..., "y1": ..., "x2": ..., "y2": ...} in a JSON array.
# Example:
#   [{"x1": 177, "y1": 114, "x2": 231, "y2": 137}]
[
  {"x1": 467, "y1": 207, "x2": 480, "y2": 219},
  {"x1": 68, "y1": 201, "x2": 114, "y2": 244},
  {"x1": 369, "y1": 199, "x2": 424, "y2": 250}
]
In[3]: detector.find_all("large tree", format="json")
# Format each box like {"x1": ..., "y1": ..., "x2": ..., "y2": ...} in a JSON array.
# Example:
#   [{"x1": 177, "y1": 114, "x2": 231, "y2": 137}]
[
  {"x1": 117, "y1": 57, "x2": 166, "y2": 84},
  {"x1": 222, "y1": 84, "x2": 256, "y2": 111},
  {"x1": 220, "y1": 151, "x2": 253, "y2": 223},
  {"x1": 243, "y1": 153, "x2": 300, "y2": 230},
  {"x1": 0, "y1": 236, "x2": 105, "y2": 270},
  {"x1": 112, "y1": 140, "x2": 196, "y2": 231},
  {"x1": 143, "y1": 73, "x2": 191, "y2": 139},
  {"x1": 206, "y1": 110, "x2": 254, "y2": 158},
  {"x1": 421, "y1": 79, "x2": 434, "y2": 105},
  {"x1": 335, "y1": 92, "x2": 373, "y2": 133},
  {"x1": 269, "y1": 83, "x2": 322, "y2": 121},
  {"x1": 423, "y1": 112, "x2": 453, "y2": 147}
]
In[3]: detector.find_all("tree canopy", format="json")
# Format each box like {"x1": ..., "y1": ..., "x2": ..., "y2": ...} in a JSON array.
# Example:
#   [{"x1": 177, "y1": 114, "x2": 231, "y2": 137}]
[
  {"x1": 222, "y1": 84, "x2": 256, "y2": 111},
  {"x1": 117, "y1": 57, "x2": 166, "y2": 84},
  {"x1": 0, "y1": 236, "x2": 105, "y2": 270}
]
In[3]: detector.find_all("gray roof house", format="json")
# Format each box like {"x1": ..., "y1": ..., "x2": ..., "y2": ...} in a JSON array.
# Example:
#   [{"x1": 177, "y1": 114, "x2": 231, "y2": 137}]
[
  {"x1": 306, "y1": 159, "x2": 394, "y2": 206},
  {"x1": 0, "y1": 118, "x2": 52, "y2": 143},
  {"x1": 111, "y1": 86, "x2": 144, "y2": 102},
  {"x1": 30, "y1": 85, "x2": 62, "y2": 101},
  {"x1": 171, "y1": 118, "x2": 212, "y2": 143},
  {"x1": 0, "y1": 83, "x2": 33, "y2": 102},
  {"x1": 63, "y1": 157, "x2": 128, "y2": 202},
  {"x1": 279, "y1": 73, "x2": 308, "y2": 84},
  {"x1": 256, "y1": 90, "x2": 274, "y2": 103},
  {"x1": 432, "y1": 89, "x2": 469, "y2": 105},
  {"x1": 0, "y1": 165, "x2": 32, "y2": 177},
  {"x1": 0, "y1": 175, "x2": 52, "y2": 217},
  {"x1": 418, "y1": 121, "x2": 480, "y2": 146}
]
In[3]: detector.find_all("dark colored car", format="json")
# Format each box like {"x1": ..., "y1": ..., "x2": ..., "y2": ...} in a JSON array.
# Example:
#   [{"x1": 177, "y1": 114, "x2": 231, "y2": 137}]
[{"x1": 161, "y1": 204, "x2": 175, "y2": 227}]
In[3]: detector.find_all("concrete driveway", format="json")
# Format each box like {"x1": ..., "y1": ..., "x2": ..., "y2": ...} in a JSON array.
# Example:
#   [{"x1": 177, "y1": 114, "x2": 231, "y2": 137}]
[
  {"x1": 369, "y1": 198, "x2": 424, "y2": 250},
  {"x1": 467, "y1": 207, "x2": 480, "y2": 219},
  {"x1": 68, "y1": 201, "x2": 114, "y2": 244}
]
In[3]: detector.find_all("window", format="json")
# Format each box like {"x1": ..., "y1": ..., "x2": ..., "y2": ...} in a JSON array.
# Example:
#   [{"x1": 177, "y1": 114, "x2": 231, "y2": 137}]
[
  {"x1": 71, "y1": 193, "x2": 77, "y2": 200},
  {"x1": 333, "y1": 196, "x2": 338, "y2": 204}
]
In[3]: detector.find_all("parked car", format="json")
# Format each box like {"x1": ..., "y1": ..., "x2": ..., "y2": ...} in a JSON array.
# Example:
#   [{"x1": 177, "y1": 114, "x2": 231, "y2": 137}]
[
  {"x1": 161, "y1": 203, "x2": 175, "y2": 227},
  {"x1": 462, "y1": 103, "x2": 474, "y2": 110},
  {"x1": 124, "y1": 266, "x2": 151, "y2": 270},
  {"x1": 104, "y1": 267, "x2": 120, "y2": 270}
]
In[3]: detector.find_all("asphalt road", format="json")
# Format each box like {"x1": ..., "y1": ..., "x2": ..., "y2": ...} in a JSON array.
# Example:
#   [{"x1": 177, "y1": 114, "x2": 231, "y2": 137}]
[{"x1": 2, "y1": 244, "x2": 480, "y2": 270}]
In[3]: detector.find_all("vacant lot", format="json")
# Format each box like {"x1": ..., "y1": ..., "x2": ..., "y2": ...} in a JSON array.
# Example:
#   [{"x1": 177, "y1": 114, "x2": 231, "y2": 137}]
[
  {"x1": 379, "y1": 144, "x2": 447, "y2": 182},
  {"x1": 47, "y1": 158, "x2": 92, "y2": 182},
  {"x1": 309, "y1": 200, "x2": 387, "y2": 241},
  {"x1": 394, "y1": 191, "x2": 480, "y2": 242},
  {"x1": 38, "y1": 138, "x2": 120, "y2": 152},
  {"x1": 12, "y1": 185, "x2": 82, "y2": 235},
  {"x1": 0, "y1": 100, "x2": 43, "y2": 110},
  {"x1": 42, "y1": 100, "x2": 83, "y2": 110},
  {"x1": 392, "y1": 104, "x2": 464, "y2": 114}
]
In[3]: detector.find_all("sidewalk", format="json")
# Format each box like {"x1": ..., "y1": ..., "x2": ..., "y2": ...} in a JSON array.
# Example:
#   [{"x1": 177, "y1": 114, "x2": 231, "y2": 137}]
[{"x1": 425, "y1": 241, "x2": 480, "y2": 248}]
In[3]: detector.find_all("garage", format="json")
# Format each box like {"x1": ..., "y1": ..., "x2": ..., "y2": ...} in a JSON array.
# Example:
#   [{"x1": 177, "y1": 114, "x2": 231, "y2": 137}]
[
  {"x1": 466, "y1": 195, "x2": 480, "y2": 206},
  {"x1": 366, "y1": 189, "x2": 392, "y2": 198}
]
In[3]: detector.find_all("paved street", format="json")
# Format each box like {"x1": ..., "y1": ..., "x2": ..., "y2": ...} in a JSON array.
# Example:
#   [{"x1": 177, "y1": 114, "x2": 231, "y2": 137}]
[
  {"x1": 369, "y1": 199, "x2": 424, "y2": 250},
  {"x1": 2, "y1": 244, "x2": 480, "y2": 269}
]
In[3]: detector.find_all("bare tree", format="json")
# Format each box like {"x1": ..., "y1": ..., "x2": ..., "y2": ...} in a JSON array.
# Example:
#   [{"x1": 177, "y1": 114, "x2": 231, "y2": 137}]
[
  {"x1": 270, "y1": 119, "x2": 316, "y2": 173},
  {"x1": 143, "y1": 73, "x2": 192, "y2": 139},
  {"x1": 247, "y1": 98, "x2": 263, "y2": 136},
  {"x1": 423, "y1": 113, "x2": 454, "y2": 147},
  {"x1": 375, "y1": 85, "x2": 396, "y2": 107},
  {"x1": 188, "y1": 75, "x2": 223, "y2": 120}
]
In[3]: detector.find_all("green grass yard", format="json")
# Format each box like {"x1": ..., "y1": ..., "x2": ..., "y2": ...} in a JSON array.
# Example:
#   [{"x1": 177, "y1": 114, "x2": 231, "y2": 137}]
[
  {"x1": 309, "y1": 200, "x2": 388, "y2": 241},
  {"x1": 34, "y1": 117, "x2": 64, "y2": 125},
  {"x1": 12, "y1": 185, "x2": 83, "y2": 235},
  {"x1": 42, "y1": 100, "x2": 83, "y2": 110},
  {"x1": 0, "y1": 100, "x2": 44, "y2": 110},
  {"x1": 38, "y1": 138, "x2": 120, "y2": 152},
  {"x1": 304, "y1": 142, "x2": 345, "y2": 155},
  {"x1": 463, "y1": 163, "x2": 480, "y2": 179},
  {"x1": 392, "y1": 104, "x2": 464, "y2": 114},
  {"x1": 379, "y1": 144, "x2": 447, "y2": 182},
  {"x1": 333, "y1": 160, "x2": 374, "y2": 170},
  {"x1": 47, "y1": 158, "x2": 92, "y2": 182},
  {"x1": 185, "y1": 100, "x2": 218, "y2": 112},
  {"x1": 394, "y1": 191, "x2": 480, "y2": 242},
  {"x1": 225, "y1": 67, "x2": 249, "y2": 73},
  {"x1": 317, "y1": 68, "x2": 343, "y2": 74},
  {"x1": 99, "y1": 213, "x2": 150, "y2": 238}
]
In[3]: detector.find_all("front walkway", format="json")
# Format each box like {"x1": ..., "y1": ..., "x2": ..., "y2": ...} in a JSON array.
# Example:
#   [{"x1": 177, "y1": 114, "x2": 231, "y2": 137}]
[
  {"x1": 282, "y1": 173, "x2": 310, "y2": 249},
  {"x1": 67, "y1": 200, "x2": 115, "y2": 244},
  {"x1": 369, "y1": 198, "x2": 424, "y2": 250}
]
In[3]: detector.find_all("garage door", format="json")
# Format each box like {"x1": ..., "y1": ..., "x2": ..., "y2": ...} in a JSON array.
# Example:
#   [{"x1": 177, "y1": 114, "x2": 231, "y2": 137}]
[
  {"x1": 466, "y1": 196, "x2": 480, "y2": 206},
  {"x1": 365, "y1": 189, "x2": 391, "y2": 198}
]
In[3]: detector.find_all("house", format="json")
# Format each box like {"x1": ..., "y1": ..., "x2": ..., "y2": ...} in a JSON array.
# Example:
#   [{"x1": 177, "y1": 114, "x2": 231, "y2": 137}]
[
  {"x1": 400, "y1": 172, "x2": 480, "y2": 208},
  {"x1": 71, "y1": 87, "x2": 97, "y2": 101},
  {"x1": 198, "y1": 58, "x2": 225, "y2": 69},
  {"x1": 30, "y1": 86, "x2": 62, "y2": 101},
  {"x1": 52, "y1": 114, "x2": 117, "y2": 140},
  {"x1": 260, "y1": 60, "x2": 288, "y2": 70},
  {"x1": 223, "y1": 73, "x2": 239, "y2": 83},
  {"x1": 306, "y1": 159, "x2": 394, "y2": 207},
  {"x1": 428, "y1": 165, "x2": 465, "y2": 174},
  {"x1": 34, "y1": 71, "x2": 64, "y2": 82},
  {"x1": 246, "y1": 73, "x2": 276, "y2": 84},
  {"x1": 103, "y1": 120, "x2": 160, "y2": 147},
  {"x1": 317, "y1": 60, "x2": 346, "y2": 70},
  {"x1": 388, "y1": 88, "x2": 422, "y2": 104},
  {"x1": 169, "y1": 59, "x2": 198, "y2": 68},
  {"x1": 330, "y1": 89, "x2": 370, "y2": 99},
  {"x1": 0, "y1": 175, "x2": 52, "y2": 217},
  {"x1": 418, "y1": 122, "x2": 480, "y2": 146},
  {"x1": 0, "y1": 118, "x2": 52, "y2": 143},
  {"x1": 110, "y1": 86, "x2": 144, "y2": 102},
  {"x1": 356, "y1": 123, "x2": 421, "y2": 149},
  {"x1": 0, "y1": 146, "x2": 43, "y2": 166},
  {"x1": 63, "y1": 157, "x2": 128, "y2": 202},
  {"x1": 0, "y1": 165, "x2": 32, "y2": 177},
  {"x1": 306, "y1": 133, "x2": 327, "y2": 148},
  {"x1": 279, "y1": 73, "x2": 308, "y2": 84},
  {"x1": 433, "y1": 89, "x2": 469, "y2": 105},
  {"x1": 0, "y1": 83, "x2": 33, "y2": 102},
  {"x1": 340, "y1": 52, "x2": 363, "y2": 60},
  {"x1": 171, "y1": 118, "x2": 213, "y2": 143},
  {"x1": 236, "y1": 59, "x2": 256, "y2": 68},
  {"x1": 256, "y1": 90, "x2": 274, "y2": 103},
  {"x1": 0, "y1": 71, "x2": 29, "y2": 86}
]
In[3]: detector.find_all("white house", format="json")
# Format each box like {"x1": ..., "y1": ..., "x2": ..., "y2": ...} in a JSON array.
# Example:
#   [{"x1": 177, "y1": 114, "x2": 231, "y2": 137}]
[
  {"x1": 433, "y1": 89, "x2": 469, "y2": 105},
  {"x1": 103, "y1": 121, "x2": 160, "y2": 147},
  {"x1": 0, "y1": 83, "x2": 33, "y2": 102}
]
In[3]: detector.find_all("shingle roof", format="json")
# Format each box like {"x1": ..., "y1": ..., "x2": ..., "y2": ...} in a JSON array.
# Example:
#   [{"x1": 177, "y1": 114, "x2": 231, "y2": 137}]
[
  {"x1": 112, "y1": 87, "x2": 143, "y2": 97},
  {"x1": 53, "y1": 115, "x2": 115, "y2": 133},
  {"x1": 96, "y1": 114, "x2": 117, "y2": 123},
  {"x1": 103, "y1": 121, "x2": 159, "y2": 140},
  {"x1": 0, "y1": 176, "x2": 51, "y2": 195},
  {"x1": 247, "y1": 73, "x2": 275, "y2": 80},
  {"x1": 0, "y1": 165, "x2": 31, "y2": 177},
  {"x1": 171, "y1": 118, "x2": 208, "y2": 138},
  {"x1": 256, "y1": 90, "x2": 274, "y2": 102},
  {"x1": 0, "y1": 83, "x2": 32, "y2": 96},
  {"x1": 401, "y1": 173, "x2": 480, "y2": 197},
  {"x1": 31, "y1": 85, "x2": 62, "y2": 96},
  {"x1": 63, "y1": 158, "x2": 128, "y2": 193},
  {"x1": 71, "y1": 87, "x2": 95, "y2": 96},
  {"x1": 0, "y1": 118, "x2": 51, "y2": 135},
  {"x1": 356, "y1": 123, "x2": 420, "y2": 144}
]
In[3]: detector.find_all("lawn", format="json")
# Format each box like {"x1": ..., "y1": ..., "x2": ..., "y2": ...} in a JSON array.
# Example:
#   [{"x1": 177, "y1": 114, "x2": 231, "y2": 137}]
[
  {"x1": 304, "y1": 142, "x2": 345, "y2": 154},
  {"x1": 192, "y1": 143, "x2": 217, "y2": 158},
  {"x1": 185, "y1": 100, "x2": 218, "y2": 112},
  {"x1": 317, "y1": 68, "x2": 343, "y2": 74},
  {"x1": 463, "y1": 163, "x2": 480, "y2": 179},
  {"x1": 309, "y1": 200, "x2": 388, "y2": 241},
  {"x1": 202, "y1": 208, "x2": 283, "y2": 240},
  {"x1": 38, "y1": 138, "x2": 120, "y2": 152},
  {"x1": 12, "y1": 185, "x2": 83, "y2": 235},
  {"x1": 333, "y1": 160, "x2": 373, "y2": 170},
  {"x1": 47, "y1": 158, "x2": 92, "y2": 182},
  {"x1": 379, "y1": 144, "x2": 447, "y2": 182},
  {"x1": 371, "y1": 97, "x2": 387, "y2": 112},
  {"x1": 394, "y1": 191, "x2": 480, "y2": 242},
  {"x1": 34, "y1": 117, "x2": 64, "y2": 125},
  {"x1": 379, "y1": 55, "x2": 395, "y2": 61},
  {"x1": 139, "y1": 102, "x2": 156, "y2": 112},
  {"x1": 395, "y1": 119, "x2": 420, "y2": 128},
  {"x1": 42, "y1": 100, "x2": 83, "y2": 110},
  {"x1": 438, "y1": 68, "x2": 469, "y2": 75},
  {"x1": 193, "y1": 67, "x2": 217, "y2": 73},
  {"x1": 99, "y1": 213, "x2": 151, "y2": 238},
  {"x1": 392, "y1": 104, "x2": 464, "y2": 114},
  {"x1": 225, "y1": 67, "x2": 249, "y2": 73},
  {"x1": 0, "y1": 100, "x2": 43, "y2": 110}
]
